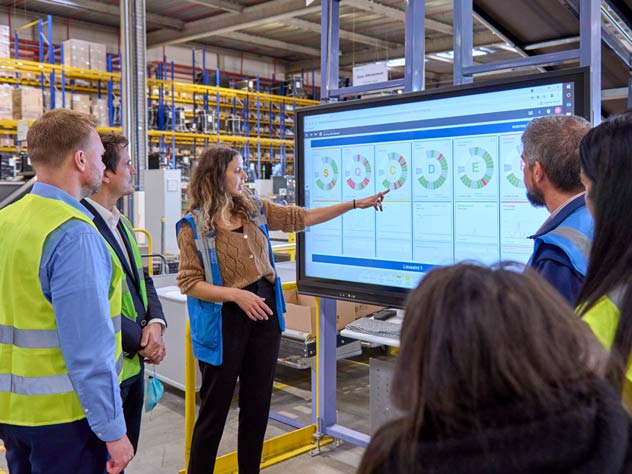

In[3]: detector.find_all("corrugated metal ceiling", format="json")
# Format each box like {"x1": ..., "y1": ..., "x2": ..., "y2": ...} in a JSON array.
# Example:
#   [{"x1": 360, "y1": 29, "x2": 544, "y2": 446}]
[{"x1": 0, "y1": 0, "x2": 630, "y2": 113}]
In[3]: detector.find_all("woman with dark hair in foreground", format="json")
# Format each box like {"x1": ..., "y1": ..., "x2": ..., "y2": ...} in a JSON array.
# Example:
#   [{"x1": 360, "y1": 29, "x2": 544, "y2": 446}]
[
  {"x1": 577, "y1": 112, "x2": 632, "y2": 410},
  {"x1": 358, "y1": 263, "x2": 632, "y2": 474}
]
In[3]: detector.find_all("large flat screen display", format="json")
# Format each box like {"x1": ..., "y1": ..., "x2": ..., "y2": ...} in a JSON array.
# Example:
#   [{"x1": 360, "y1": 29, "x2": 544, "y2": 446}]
[{"x1": 296, "y1": 68, "x2": 590, "y2": 307}]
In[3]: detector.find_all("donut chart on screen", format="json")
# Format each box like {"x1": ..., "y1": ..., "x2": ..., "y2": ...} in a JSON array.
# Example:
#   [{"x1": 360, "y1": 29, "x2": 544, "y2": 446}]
[
  {"x1": 505, "y1": 145, "x2": 525, "y2": 188},
  {"x1": 418, "y1": 150, "x2": 448, "y2": 190},
  {"x1": 459, "y1": 147, "x2": 494, "y2": 189},
  {"x1": 382, "y1": 152, "x2": 408, "y2": 190},
  {"x1": 346, "y1": 154, "x2": 372, "y2": 190},
  {"x1": 315, "y1": 156, "x2": 339, "y2": 190}
]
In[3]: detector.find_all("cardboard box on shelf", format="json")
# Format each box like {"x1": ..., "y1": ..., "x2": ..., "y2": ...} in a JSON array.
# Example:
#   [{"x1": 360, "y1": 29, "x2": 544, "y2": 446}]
[
  {"x1": 91, "y1": 97, "x2": 108, "y2": 126},
  {"x1": 0, "y1": 84, "x2": 13, "y2": 119},
  {"x1": 44, "y1": 89, "x2": 70, "y2": 112},
  {"x1": 62, "y1": 39, "x2": 90, "y2": 69},
  {"x1": 89, "y1": 42, "x2": 107, "y2": 71},
  {"x1": 71, "y1": 93, "x2": 92, "y2": 115},
  {"x1": 0, "y1": 25, "x2": 10, "y2": 58},
  {"x1": 12, "y1": 87, "x2": 43, "y2": 120},
  {"x1": 282, "y1": 287, "x2": 383, "y2": 334}
]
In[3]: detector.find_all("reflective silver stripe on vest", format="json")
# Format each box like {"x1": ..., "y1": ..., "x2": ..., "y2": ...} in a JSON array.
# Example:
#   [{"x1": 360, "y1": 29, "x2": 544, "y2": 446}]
[
  {"x1": 0, "y1": 373, "x2": 74, "y2": 395},
  {"x1": 608, "y1": 286, "x2": 627, "y2": 310},
  {"x1": 0, "y1": 325, "x2": 59, "y2": 348},
  {"x1": 191, "y1": 213, "x2": 215, "y2": 284},
  {"x1": 195, "y1": 238, "x2": 214, "y2": 284},
  {"x1": 115, "y1": 353, "x2": 123, "y2": 375},
  {"x1": 112, "y1": 314, "x2": 122, "y2": 333},
  {"x1": 549, "y1": 226, "x2": 591, "y2": 259},
  {"x1": 253, "y1": 212, "x2": 267, "y2": 227}
]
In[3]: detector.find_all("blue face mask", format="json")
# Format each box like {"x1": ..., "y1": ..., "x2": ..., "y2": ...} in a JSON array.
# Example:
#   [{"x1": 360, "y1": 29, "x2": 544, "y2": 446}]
[{"x1": 145, "y1": 372, "x2": 164, "y2": 413}]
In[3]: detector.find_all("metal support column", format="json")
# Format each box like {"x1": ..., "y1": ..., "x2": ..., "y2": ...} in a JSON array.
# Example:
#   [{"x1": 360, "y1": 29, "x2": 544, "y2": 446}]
[
  {"x1": 453, "y1": 0, "x2": 473, "y2": 85},
  {"x1": 320, "y1": 0, "x2": 340, "y2": 102},
  {"x1": 580, "y1": 0, "x2": 602, "y2": 123},
  {"x1": 47, "y1": 16, "x2": 55, "y2": 110},
  {"x1": 120, "y1": 0, "x2": 148, "y2": 219},
  {"x1": 405, "y1": 0, "x2": 425, "y2": 92},
  {"x1": 317, "y1": 298, "x2": 337, "y2": 434}
]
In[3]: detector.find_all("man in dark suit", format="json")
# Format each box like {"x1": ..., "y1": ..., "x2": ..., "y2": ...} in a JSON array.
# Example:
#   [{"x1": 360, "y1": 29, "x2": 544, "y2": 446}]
[{"x1": 82, "y1": 133, "x2": 167, "y2": 453}]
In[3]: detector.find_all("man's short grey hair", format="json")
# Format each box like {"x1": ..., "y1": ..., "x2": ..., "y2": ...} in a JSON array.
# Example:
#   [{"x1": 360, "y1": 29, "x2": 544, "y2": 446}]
[{"x1": 521, "y1": 115, "x2": 591, "y2": 193}]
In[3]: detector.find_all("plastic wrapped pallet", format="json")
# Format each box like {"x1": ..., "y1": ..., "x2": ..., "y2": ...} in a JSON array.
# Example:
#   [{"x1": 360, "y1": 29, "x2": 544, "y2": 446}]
[
  {"x1": 62, "y1": 39, "x2": 90, "y2": 69},
  {"x1": 0, "y1": 84, "x2": 13, "y2": 119},
  {"x1": 91, "y1": 97, "x2": 108, "y2": 126},
  {"x1": 0, "y1": 25, "x2": 10, "y2": 59},
  {"x1": 89, "y1": 42, "x2": 107, "y2": 71},
  {"x1": 12, "y1": 87, "x2": 43, "y2": 120},
  {"x1": 71, "y1": 93, "x2": 92, "y2": 115}
]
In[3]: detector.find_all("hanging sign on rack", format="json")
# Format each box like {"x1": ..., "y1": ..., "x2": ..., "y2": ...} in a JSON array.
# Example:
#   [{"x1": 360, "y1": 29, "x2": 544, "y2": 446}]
[
  {"x1": 16, "y1": 120, "x2": 29, "y2": 143},
  {"x1": 353, "y1": 62, "x2": 389, "y2": 87}
]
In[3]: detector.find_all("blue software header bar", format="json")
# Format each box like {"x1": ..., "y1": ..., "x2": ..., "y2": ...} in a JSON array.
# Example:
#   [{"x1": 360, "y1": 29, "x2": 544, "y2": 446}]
[
  {"x1": 310, "y1": 120, "x2": 529, "y2": 148},
  {"x1": 312, "y1": 254, "x2": 437, "y2": 273}
]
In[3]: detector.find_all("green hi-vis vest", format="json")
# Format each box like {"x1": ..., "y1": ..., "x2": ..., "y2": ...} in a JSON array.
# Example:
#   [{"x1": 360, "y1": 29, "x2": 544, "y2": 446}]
[
  {"x1": 119, "y1": 214, "x2": 148, "y2": 381},
  {"x1": 582, "y1": 287, "x2": 632, "y2": 410},
  {"x1": 0, "y1": 194, "x2": 123, "y2": 426}
]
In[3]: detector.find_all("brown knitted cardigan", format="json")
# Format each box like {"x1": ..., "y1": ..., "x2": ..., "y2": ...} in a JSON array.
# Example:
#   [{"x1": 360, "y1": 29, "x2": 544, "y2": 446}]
[{"x1": 177, "y1": 199, "x2": 305, "y2": 291}]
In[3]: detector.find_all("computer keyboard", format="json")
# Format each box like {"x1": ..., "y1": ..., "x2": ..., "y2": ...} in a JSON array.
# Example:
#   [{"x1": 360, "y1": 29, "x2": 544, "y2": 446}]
[{"x1": 346, "y1": 317, "x2": 401, "y2": 337}]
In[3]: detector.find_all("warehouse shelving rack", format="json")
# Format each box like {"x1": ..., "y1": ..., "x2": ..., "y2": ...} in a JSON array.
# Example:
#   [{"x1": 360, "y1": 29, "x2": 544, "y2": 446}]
[{"x1": 0, "y1": 21, "x2": 318, "y2": 178}]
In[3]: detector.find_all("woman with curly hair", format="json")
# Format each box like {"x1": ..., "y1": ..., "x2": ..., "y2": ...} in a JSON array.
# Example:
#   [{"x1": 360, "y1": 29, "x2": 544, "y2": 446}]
[{"x1": 176, "y1": 146, "x2": 387, "y2": 474}]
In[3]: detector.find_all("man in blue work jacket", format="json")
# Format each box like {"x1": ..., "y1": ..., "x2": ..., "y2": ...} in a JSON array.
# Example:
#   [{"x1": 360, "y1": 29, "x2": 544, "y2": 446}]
[{"x1": 522, "y1": 115, "x2": 593, "y2": 304}]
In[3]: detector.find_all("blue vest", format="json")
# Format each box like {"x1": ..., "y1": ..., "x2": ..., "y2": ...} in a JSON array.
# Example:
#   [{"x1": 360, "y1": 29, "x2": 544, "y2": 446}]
[
  {"x1": 176, "y1": 197, "x2": 286, "y2": 366},
  {"x1": 529, "y1": 204, "x2": 593, "y2": 276}
]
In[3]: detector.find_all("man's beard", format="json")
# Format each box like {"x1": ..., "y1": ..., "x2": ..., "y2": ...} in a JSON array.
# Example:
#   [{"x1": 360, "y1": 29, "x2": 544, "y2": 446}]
[
  {"x1": 82, "y1": 181, "x2": 102, "y2": 199},
  {"x1": 526, "y1": 184, "x2": 546, "y2": 207}
]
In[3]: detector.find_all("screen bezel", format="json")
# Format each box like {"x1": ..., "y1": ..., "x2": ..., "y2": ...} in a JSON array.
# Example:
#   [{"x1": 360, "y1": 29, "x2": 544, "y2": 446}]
[{"x1": 295, "y1": 67, "x2": 590, "y2": 308}]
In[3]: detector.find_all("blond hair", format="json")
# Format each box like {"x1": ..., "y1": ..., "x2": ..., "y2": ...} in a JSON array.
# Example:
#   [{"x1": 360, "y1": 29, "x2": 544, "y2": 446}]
[{"x1": 27, "y1": 109, "x2": 97, "y2": 169}]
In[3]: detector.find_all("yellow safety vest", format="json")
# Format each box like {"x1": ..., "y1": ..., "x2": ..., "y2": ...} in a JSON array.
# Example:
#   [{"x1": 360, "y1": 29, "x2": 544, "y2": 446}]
[
  {"x1": 119, "y1": 214, "x2": 148, "y2": 381},
  {"x1": 0, "y1": 194, "x2": 123, "y2": 426},
  {"x1": 582, "y1": 289, "x2": 632, "y2": 409}
]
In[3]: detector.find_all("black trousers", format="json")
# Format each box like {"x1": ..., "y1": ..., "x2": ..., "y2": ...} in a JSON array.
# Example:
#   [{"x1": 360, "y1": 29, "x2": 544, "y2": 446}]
[
  {"x1": 120, "y1": 362, "x2": 145, "y2": 453},
  {"x1": 188, "y1": 279, "x2": 281, "y2": 474}
]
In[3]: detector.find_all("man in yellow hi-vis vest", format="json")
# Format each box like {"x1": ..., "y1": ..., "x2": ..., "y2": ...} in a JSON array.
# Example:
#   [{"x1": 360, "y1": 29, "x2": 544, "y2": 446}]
[
  {"x1": 0, "y1": 110, "x2": 134, "y2": 474},
  {"x1": 83, "y1": 133, "x2": 167, "y2": 453}
]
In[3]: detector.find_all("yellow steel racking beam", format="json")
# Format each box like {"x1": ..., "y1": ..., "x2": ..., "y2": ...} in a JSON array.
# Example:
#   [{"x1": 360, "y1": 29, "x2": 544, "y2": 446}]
[
  {"x1": 146, "y1": 129, "x2": 293, "y2": 148},
  {"x1": 0, "y1": 120, "x2": 293, "y2": 145},
  {"x1": 0, "y1": 57, "x2": 120, "y2": 82},
  {"x1": 147, "y1": 78, "x2": 318, "y2": 108},
  {"x1": 0, "y1": 57, "x2": 312, "y2": 157},
  {"x1": 0, "y1": 76, "x2": 118, "y2": 96},
  {"x1": 0, "y1": 58, "x2": 317, "y2": 109}
]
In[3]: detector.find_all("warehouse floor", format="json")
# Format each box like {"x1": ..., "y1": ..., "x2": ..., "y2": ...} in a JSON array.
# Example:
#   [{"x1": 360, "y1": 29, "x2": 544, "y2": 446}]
[{"x1": 1, "y1": 351, "x2": 387, "y2": 474}]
